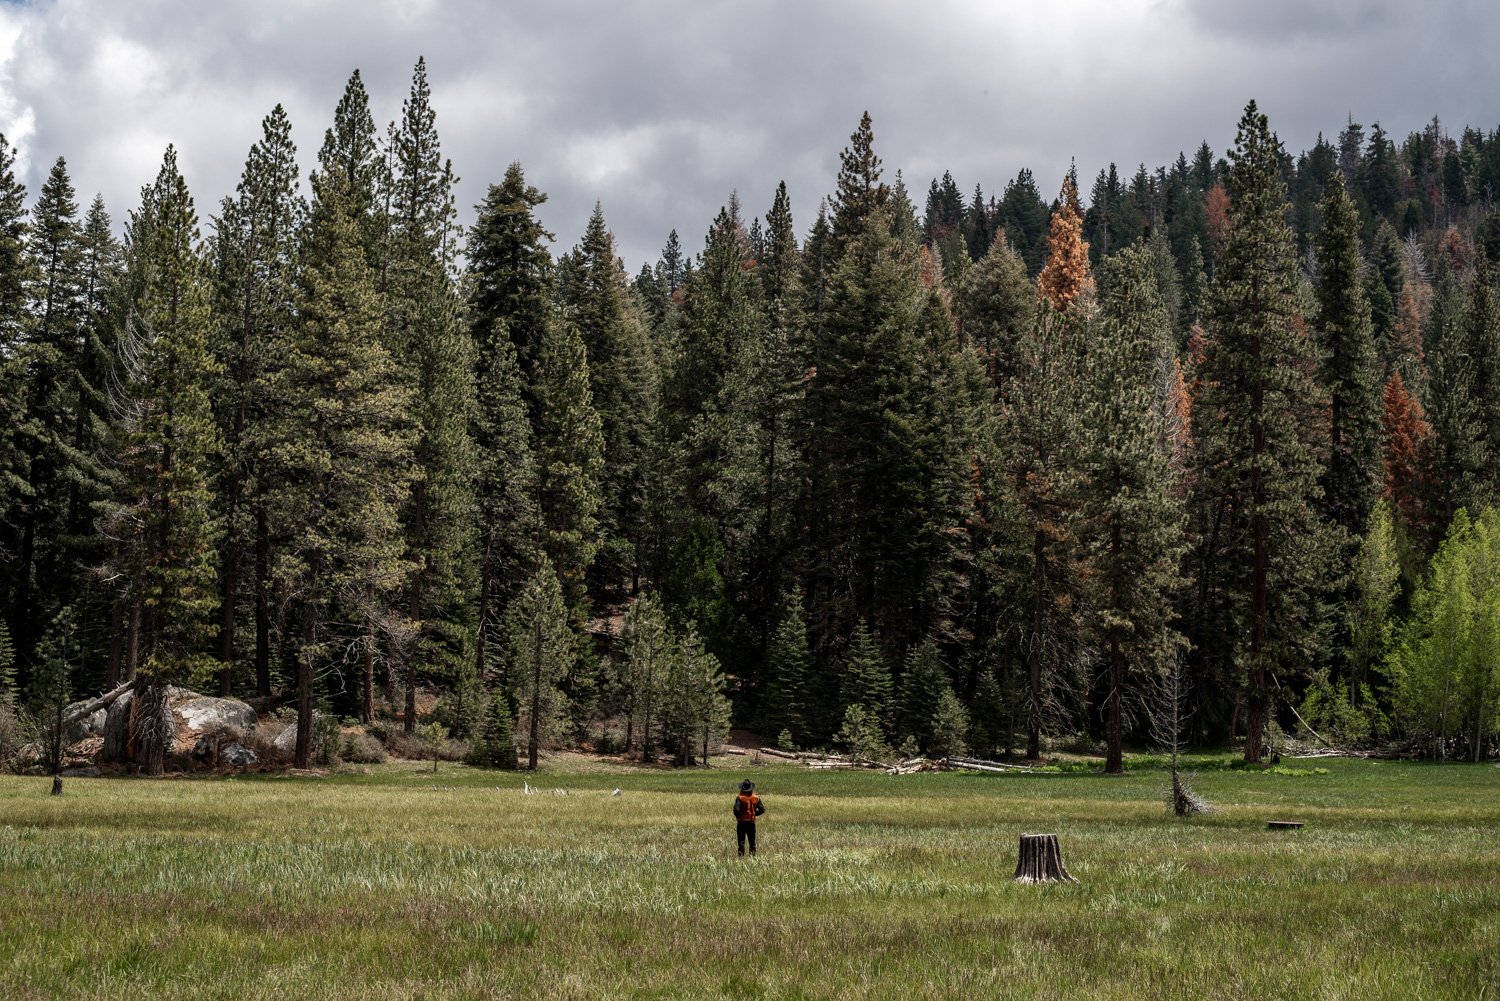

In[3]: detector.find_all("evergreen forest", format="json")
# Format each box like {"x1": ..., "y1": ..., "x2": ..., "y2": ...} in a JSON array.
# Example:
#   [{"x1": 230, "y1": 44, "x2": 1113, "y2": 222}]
[{"x1": 6, "y1": 59, "x2": 1500, "y2": 771}]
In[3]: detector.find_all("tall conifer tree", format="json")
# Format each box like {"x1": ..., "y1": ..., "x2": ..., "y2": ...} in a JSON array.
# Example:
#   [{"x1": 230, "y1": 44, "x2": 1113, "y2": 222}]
[{"x1": 1192, "y1": 103, "x2": 1329, "y2": 762}]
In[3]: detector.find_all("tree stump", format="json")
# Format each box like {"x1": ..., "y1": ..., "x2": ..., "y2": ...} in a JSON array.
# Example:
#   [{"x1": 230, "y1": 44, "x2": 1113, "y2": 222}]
[
  {"x1": 1012, "y1": 833, "x2": 1078, "y2": 883},
  {"x1": 51, "y1": 775, "x2": 62, "y2": 796}
]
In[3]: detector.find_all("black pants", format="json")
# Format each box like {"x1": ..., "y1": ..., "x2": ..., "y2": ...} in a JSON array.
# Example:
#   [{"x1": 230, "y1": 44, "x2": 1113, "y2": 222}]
[{"x1": 737, "y1": 820, "x2": 757, "y2": 856}]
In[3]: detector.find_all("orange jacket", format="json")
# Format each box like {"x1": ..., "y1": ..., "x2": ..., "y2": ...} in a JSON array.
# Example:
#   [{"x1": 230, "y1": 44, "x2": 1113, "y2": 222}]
[{"x1": 733, "y1": 793, "x2": 764, "y2": 822}]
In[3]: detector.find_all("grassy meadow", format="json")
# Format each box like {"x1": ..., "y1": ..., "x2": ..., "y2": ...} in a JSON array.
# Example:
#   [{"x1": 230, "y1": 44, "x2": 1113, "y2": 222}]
[{"x1": 1, "y1": 755, "x2": 1497, "y2": 1000}]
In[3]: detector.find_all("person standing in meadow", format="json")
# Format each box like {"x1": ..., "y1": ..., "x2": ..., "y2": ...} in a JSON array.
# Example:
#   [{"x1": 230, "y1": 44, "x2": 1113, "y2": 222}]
[{"x1": 732, "y1": 780, "x2": 765, "y2": 857}]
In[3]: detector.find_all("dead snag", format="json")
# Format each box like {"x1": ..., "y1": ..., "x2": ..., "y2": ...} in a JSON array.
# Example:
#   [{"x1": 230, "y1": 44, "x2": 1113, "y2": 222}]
[{"x1": 1012, "y1": 833, "x2": 1078, "y2": 883}]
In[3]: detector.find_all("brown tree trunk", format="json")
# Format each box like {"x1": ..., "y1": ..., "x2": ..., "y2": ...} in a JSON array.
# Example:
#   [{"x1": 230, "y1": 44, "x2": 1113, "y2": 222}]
[
  {"x1": 106, "y1": 597, "x2": 124, "y2": 689},
  {"x1": 295, "y1": 562, "x2": 317, "y2": 770},
  {"x1": 527, "y1": 611, "x2": 542, "y2": 771},
  {"x1": 126, "y1": 600, "x2": 141, "y2": 681},
  {"x1": 1245, "y1": 339, "x2": 1268, "y2": 764},
  {"x1": 254, "y1": 505, "x2": 271, "y2": 698},
  {"x1": 1105, "y1": 637, "x2": 1124, "y2": 774},
  {"x1": 1027, "y1": 530, "x2": 1045, "y2": 761},
  {"x1": 218, "y1": 520, "x2": 238, "y2": 697}
]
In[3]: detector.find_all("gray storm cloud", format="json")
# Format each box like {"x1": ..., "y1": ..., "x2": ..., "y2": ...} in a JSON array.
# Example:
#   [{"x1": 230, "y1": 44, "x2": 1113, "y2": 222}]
[{"x1": 1, "y1": 0, "x2": 1494, "y2": 268}]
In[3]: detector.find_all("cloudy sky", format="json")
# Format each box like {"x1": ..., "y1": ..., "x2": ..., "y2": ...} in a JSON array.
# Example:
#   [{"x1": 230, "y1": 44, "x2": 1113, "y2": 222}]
[{"x1": 0, "y1": 0, "x2": 1493, "y2": 269}]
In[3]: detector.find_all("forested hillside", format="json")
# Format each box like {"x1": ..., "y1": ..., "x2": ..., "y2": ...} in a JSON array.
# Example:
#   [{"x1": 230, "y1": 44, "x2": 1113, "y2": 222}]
[{"x1": 3, "y1": 59, "x2": 1499, "y2": 770}]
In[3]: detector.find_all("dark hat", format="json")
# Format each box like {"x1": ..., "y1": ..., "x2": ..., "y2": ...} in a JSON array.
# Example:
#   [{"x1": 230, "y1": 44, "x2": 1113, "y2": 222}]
[{"x1": 740, "y1": 779, "x2": 754, "y2": 792}]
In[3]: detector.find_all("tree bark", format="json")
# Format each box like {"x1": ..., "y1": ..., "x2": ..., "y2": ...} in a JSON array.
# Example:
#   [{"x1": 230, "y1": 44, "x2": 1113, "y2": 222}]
[
  {"x1": 295, "y1": 561, "x2": 318, "y2": 769},
  {"x1": 1105, "y1": 636, "x2": 1124, "y2": 774},
  {"x1": 1027, "y1": 529, "x2": 1045, "y2": 760},
  {"x1": 254, "y1": 505, "x2": 271, "y2": 698},
  {"x1": 1012, "y1": 833, "x2": 1078, "y2": 883}
]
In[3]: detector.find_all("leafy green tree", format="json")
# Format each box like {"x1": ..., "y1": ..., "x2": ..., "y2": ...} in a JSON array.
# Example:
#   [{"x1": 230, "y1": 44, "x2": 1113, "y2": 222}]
[
  {"x1": 1081, "y1": 245, "x2": 1188, "y2": 773},
  {"x1": 1348, "y1": 500, "x2": 1401, "y2": 711},
  {"x1": 506, "y1": 556, "x2": 572, "y2": 770},
  {"x1": 1390, "y1": 510, "x2": 1500, "y2": 761},
  {"x1": 1191, "y1": 102, "x2": 1330, "y2": 763}
]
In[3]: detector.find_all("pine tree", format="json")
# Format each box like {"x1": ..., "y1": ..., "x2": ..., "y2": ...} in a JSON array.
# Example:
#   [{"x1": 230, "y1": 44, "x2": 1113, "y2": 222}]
[
  {"x1": 928, "y1": 687, "x2": 970, "y2": 759},
  {"x1": 1037, "y1": 176, "x2": 1092, "y2": 312},
  {"x1": 9, "y1": 158, "x2": 92, "y2": 675},
  {"x1": 1081, "y1": 245, "x2": 1188, "y2": 773},
  {"x1": 760, "y1": 592, "x2": 811, "y2": 746},
  {"x1": 209, "y1": 104, "x2": 302, "y2": 698},
  {"x1": 955, "y1": 232, "x2": 1033, "y2": 383},
  {"x1": 831, "y1": 113, "x2": 888, "y2": 254},
  {"x1": 1426, "y1": 263, "x2": 1488, "y2": 525},
  {"x1": 1005, "y1": 306, "x2": 1086, "y2": 760},
  {"x1": 1313, "y1": 173, "x2": 1383, "y2": 542},
  {"x1": 619, "y1": 593, "x2": 671, "y2": 759},
  {"x1": 258, "y1": 161, "x2": 417, "y2": 768},
  {"x1": 465, "y1": 688, "x2": 518, "y2": 769},
  {"x1": 895, "y1": 638, "x2": 947, "y2": 752},
  {"x1": 1381, "y1": 370, "x2": 1432, "y2": 544},
  {"x1": 466, "y1": 162, "x2": 554, "y2": 417},
  {"x1": 840, "y1": 620, "x2": 893, "y2": 734},
  {"x1": 386, "y1": 57, "x2": 479, "y2": 733},
  {"x1": 506, "y1": 556, "x2": 572, "y2": 770},
  {"x1": 533, "y1": 317, "x2": 605, "y2": 609},
  {"x1": 560, "y1": 205, "x2": 657, "y2": 596},
  {"x1": 470, "y1": 337, "x2": 540, "y2": 687},
  {"x1": 1192, "y1": 102, "x2": 1329, "y2": 763},
  {"x1": 0, "y1": 134, "x2": 34, "y2": 677},
  {"x1": 100, "y1": 147, "x2": 222, "y2": 775}
]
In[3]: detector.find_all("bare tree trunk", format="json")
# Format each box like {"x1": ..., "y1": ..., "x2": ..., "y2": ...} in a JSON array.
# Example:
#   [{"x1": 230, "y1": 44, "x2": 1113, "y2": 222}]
[
  {"x1": 255, "y1": 505, "x2": 271, "y2": 698},
  {"x1": 527, "y1": 610, "x2": 542, "y2": 771},
  {"x1": 126, "y1": 600, "x2": 141, "y2": 681},
  {"x1": 1027, "y1": 530, "x2": 1045, "y2": 761},
  {"x1": 295, "y1": 562, "x2": 317, "y2": 770},
  {"x1": 1105, "y1": 637, "x2": 1124, "y2": 774},
  {"x1": 106, "y1": 597, "x2": 124, "y2": 689},
  {"x1": 1245, "y1": 342, "x2": 1268, "y2": 765},
  {"x1": 361, "y1": 620, "x2": 376, "y2": 725}
]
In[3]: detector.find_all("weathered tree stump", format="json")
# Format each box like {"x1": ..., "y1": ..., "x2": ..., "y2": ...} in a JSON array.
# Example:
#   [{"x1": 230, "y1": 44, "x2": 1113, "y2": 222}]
[
  {"x1": 1012, "y1": 833, "x2": 1078, "y2": 883},
  {"x1": 51, "y1": 775, "x2": 62, "y2": 796}
]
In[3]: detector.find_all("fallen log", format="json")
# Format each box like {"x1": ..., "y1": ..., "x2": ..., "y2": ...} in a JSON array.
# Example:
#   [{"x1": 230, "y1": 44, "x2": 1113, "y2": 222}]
[
  {"x1": 1012, "y1": 833, "x2": 1078, "y2": 883},
  {"x1": 721, "y1": 747, "x2": 749, "y2": 756},
  {"x1": 758, "y1": 747, "x2": 800, "y2": 760},
  {"x1": 947, "y1": 756, "x2": 1032, "y2": 773},
  {"x1": 60, "y1": 680, "x2": 134, "y2": 728}
]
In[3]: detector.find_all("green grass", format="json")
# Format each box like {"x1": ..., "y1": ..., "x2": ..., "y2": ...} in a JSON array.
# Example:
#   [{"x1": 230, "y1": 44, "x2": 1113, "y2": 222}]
[{"x1": 2, "y1": 755, "x2": 1498, "y2": 999}]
